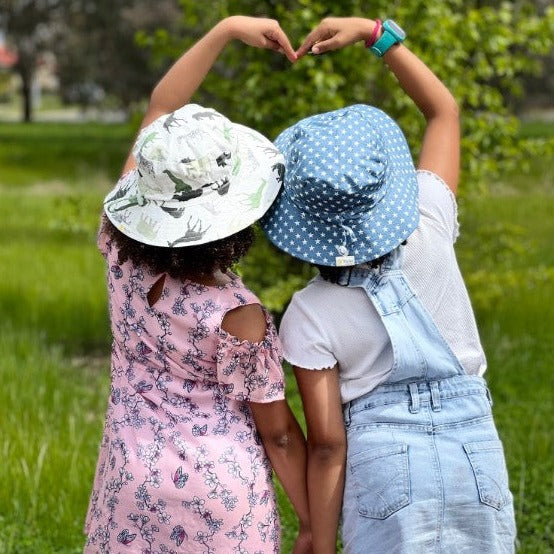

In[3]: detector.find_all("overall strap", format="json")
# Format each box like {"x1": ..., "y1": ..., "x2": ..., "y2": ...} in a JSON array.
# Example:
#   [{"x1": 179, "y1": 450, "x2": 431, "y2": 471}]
[{"x1": 339, "y1": 248, "x2": 465, "y2": 384}]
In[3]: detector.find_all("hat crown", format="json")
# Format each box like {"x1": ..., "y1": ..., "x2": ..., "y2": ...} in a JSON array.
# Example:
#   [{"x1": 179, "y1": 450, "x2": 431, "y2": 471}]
[
  {"x1": 284, "y1": 116, "x2": 389, "y2": 222},
  {"x1": 276, "y1": 106, "x2": 408, "y2": 223},
  {"x1": 133, "y1": 107, "x2": 237, "y2": 203}
]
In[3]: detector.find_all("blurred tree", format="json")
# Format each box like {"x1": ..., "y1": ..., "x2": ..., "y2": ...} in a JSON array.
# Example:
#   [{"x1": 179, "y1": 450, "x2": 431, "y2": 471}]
[
  {"x1": 141, "y1": 0, "x2": 553, "y2": 313},
  {"x1": 1, "y1": 0, "x2": 63, "y2": 122},
  {"x1": 53, "y1": 0, "x2": 181, "y2": 111},
  {"x1": 0, "y1": 0, "x2": 181, "y2": 120}
]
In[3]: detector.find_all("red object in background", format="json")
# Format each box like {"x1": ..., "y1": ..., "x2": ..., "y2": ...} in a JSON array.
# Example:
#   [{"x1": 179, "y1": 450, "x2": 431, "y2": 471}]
[{"x1": 0, "y1": 46, "x2": 18, "y2": 68}]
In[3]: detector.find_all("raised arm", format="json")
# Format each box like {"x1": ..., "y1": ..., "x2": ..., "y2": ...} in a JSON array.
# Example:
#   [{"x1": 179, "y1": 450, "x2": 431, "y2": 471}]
[
  {"x1": 296, "y1": 17, "x2": 460, "y2": 194},
  {"x1": 122, "y1": 16, "x2": 296, "y2": 174}
]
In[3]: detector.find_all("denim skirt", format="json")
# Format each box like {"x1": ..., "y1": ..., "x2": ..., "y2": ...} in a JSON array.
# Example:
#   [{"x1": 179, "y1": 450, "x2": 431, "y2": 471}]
[{"x1": 341, "y1": 376, "x2": 516, "y2": 554}]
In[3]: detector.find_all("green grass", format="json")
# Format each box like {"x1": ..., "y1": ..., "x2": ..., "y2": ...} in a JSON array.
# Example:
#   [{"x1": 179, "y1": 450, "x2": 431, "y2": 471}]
[
  {"x1": 0, "y1": 121, "x2": 133, "y2": 186},
  {"x1": 0, "y1": 120, "x2": 552, "y2": 552}
]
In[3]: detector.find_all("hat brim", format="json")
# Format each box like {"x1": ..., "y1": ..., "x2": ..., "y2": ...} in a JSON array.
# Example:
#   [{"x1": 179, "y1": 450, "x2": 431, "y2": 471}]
[
  {"x1": 261, "y1": 179, "x2": 419, "y2": 266},
  {"x1": 105, "y1": 162, "x2": 282, "y2": 247}
]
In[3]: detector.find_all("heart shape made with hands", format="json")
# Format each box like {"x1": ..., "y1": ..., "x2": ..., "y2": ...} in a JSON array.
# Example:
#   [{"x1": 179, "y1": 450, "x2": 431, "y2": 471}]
[{"x1": 260, "y1": 16, "x2": 375, "y2": 61}]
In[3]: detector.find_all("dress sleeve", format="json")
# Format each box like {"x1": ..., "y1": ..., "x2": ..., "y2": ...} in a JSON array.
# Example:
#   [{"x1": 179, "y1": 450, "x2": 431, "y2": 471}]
[
  {"x1": 416, "y1": 170, "x2": 460, "y2": 243},
  {"x1": 279, "y1": 293, "x2": 338, "y2": 370},
  {"x1": 215, "y1": 308, "x2": 286, "y2": 403}
]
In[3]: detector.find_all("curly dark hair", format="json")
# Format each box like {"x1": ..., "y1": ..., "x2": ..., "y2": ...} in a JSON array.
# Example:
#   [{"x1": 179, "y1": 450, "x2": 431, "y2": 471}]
[{"x1": 102, "y1": 216, "x2": 255, "y2": 278}]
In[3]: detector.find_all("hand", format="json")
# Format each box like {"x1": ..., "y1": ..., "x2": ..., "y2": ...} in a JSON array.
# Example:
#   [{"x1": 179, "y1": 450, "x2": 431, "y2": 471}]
[
  {"x1": 296, "y1": 17, "x2": 377, "y2": 57},
  {"x1": 223, "y1": 16, "x2": 296, "y2": 63},
  {"x1": 292, "y1": 525, "x2": 313, "y2": 554}
]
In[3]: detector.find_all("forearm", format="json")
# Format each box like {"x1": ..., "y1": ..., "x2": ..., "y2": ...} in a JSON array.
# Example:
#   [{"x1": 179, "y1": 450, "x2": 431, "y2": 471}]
[
  {"x1": 383, "y1": 40, "x2": 460, "y2": 189},
  {"x1": 121, "y1": 18, "x2": 235, "y2": 174},
  {"x1": 307, "y1": 444, "x2": 346, "y2": 553},
  {"x1": 147, "y1": 18, "x2": 234, "y2": 119},
  {"x1": 262, "y1": 414, "x2": 310, "y2": 528},
  {"x1": 300, "y1": 17, "x2": 457, "y2": 122},
  {"x1": 383, "y1": 44, "x2": 458, "y2": 121}
]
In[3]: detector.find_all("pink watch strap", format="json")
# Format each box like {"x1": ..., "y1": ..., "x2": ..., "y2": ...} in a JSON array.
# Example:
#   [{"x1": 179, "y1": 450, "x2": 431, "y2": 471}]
[{"x1": 365, "y1": 19, "x2": 383, "y2": 48}]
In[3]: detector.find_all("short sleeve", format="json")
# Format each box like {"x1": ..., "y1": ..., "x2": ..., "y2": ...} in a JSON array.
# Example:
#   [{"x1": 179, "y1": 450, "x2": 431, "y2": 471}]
[
  {"x1": 280, "y1": 294, "x2": 337, "y2": 370},
  {"x1": 215, "y1": 309, "x2": 285, "y2": 403},
  {"x1": 416, "y1": 170, "x2": 460, "y2": 243}
]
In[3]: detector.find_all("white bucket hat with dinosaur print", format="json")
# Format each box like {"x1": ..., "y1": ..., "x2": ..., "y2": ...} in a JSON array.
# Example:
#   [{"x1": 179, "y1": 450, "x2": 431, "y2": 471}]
[{"x1": 104, "y1": 104, "x2": 285, "y2": 247}]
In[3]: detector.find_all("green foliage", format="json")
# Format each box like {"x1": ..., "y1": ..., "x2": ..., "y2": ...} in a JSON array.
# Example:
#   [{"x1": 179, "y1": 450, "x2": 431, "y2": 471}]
[
  {"x1": 147, "y1": 0, "x2": 554, "y2": 184},
  {"x1": 237, "y1": 227, "x2": 316, "y2": 314},
  {"x1": 141, "y1": 0, "x2": 554, "y2": 312}
]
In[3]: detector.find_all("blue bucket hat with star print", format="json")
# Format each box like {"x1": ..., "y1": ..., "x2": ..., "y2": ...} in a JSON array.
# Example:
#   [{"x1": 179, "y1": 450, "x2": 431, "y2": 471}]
[{"x1": 261, "y1": 104, "x2": 419, "y2": 266}]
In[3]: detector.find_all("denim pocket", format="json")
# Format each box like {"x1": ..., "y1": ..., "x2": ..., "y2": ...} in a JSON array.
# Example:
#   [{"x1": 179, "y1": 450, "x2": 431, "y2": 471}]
[
  {"x1": 348, "y1": 443, "x2": 411, "y2": 519},
  {"x1": 464, "y1": 440, "x2": 511, "y2": 510}
]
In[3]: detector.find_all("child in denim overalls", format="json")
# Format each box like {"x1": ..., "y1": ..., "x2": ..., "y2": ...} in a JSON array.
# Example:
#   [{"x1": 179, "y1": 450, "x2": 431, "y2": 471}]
[{"x1": 261, "y1": 16, "x2": 516, "y2": 554}]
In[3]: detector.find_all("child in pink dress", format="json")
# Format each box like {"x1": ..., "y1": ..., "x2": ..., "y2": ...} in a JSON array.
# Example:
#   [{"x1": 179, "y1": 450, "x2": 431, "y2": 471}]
[{"x1": 84, "y1": 17, "x2": 311, "y2": 554}]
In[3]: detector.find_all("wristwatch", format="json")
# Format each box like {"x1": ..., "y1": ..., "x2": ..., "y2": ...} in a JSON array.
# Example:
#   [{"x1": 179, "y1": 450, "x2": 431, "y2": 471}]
[{"x1": 370, "y1": 19, "x2": 406, "y2": 57}]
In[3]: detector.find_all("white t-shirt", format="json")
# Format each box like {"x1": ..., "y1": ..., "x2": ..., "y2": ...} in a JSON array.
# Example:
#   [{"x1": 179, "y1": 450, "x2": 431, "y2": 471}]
[{"x1": 279, "y1": 170, "x2": 486, "y2": 403}]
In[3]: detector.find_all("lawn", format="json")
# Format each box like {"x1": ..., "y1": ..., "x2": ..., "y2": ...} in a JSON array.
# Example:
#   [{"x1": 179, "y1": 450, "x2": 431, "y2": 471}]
[{"x1": 0, "y1": 120, "x2": 552, "y2": 553}]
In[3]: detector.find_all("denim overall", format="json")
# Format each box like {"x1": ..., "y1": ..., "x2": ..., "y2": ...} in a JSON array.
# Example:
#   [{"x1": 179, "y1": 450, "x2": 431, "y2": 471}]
[{"x1": 339, "y1": 249, "x2": 516, "y2": 554}]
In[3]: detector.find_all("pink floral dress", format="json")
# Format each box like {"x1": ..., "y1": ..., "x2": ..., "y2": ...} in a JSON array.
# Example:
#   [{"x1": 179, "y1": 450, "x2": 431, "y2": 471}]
[{"x1": 84, "y1": 231, "x2": 285, "y2": 553}]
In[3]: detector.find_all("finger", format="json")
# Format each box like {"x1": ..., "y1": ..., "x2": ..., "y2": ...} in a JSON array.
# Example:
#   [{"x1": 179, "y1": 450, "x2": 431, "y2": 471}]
[
  {"x1": 296, "y1": 28, "x2": 324, "y2": 58},
  {"x1": 265, "y1": 38, "x2": 283, "y2": 53},
  {"x1": 311, "y1": 35, "x2": 341, "y2": 54},
  {"x1": 267, "y1": 27, "x2": 297, "y2": 62}
]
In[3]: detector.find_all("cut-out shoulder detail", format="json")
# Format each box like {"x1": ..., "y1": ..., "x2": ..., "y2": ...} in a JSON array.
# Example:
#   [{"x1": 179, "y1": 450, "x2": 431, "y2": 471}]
[
  {"x1": 147, "y1": 274, "x2": 166, "y2": 307},
  {"x1": 221, "y1": 304, "x2": 267, "y2": 343}
]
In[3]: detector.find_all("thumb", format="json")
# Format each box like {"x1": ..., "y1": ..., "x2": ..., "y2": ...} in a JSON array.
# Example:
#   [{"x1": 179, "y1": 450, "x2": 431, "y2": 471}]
[{"x1": 311, "y1": 36, "x2": 341, "y2": 54}]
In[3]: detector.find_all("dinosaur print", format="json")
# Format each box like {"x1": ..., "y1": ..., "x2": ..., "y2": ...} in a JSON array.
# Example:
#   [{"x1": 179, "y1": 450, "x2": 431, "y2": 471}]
[
  {"x1": 167, "y1": 217, "x2": 211, "y2": 246},
  {"x1": 272, "y1": 163, "x2": 285, "y2": 185},
  {"x1": 136, "y1": 150, "x2": 155, "y2": 176},
  {"x1": 160, "y1": 205, "x2": 186, "y2": 219},
  {"x1": 107, "y1": 194, "x2": 146, "y2": 213},
  {"x1": 222, "y1": 124, "x2": 232, "y2": 141},
  {"x1": 139, "y1": 131, "x2": 158, "y2": 150},
  {"x1": 192, "y1": 111, "x2": 221, "y2": 121},
  {"x1": 163, "y1": 169, "x2": 192, "y2": 192},
  {"x1": 163, "y1": 112, "x2": 187, "y2": 132},
  {"x1": 136, "y1": 214, "x2": 160, "y2": 240},
  {"x1": 232, "y1": 156, "x2": 241, "y2": 176},
  {"x1": 261, "y1": 146, "x2": 281, "y2": 158},
  {"x1": 201, "y1": 177, "x2": 230, "y2": 196},
  {"x1": 216, "y1": 152, "x2": 232, "y2": 167},
  {"x1": 105, "y1": 178, "x2": 133, "y2": 204},
  {"x1": 163, "y1": 170, "x2": 203, "y2": 201},
  {"x1": 240, "y1": 179, "x2": 267, "y2": 210}
]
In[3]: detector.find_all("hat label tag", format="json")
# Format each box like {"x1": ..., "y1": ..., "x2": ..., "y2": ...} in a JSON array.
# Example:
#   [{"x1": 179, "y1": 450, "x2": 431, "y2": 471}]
[{"x1": 336, "y1": 255, "x2": 355, "y2": 266}]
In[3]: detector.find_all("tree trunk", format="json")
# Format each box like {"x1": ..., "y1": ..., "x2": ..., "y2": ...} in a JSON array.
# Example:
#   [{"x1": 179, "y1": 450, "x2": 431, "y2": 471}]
[{"x1": 19, "y1": 68, "x2": 33, "y2": 123}]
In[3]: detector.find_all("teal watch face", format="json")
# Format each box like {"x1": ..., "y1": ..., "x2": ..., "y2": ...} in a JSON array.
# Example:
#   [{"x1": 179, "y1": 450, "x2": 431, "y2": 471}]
[
  {"x1": 370, "y1": 18, "x2": 406, "y2": 56},
  {"x1": 385, "y1": 20, "x2": 406, "y2": 41}
]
